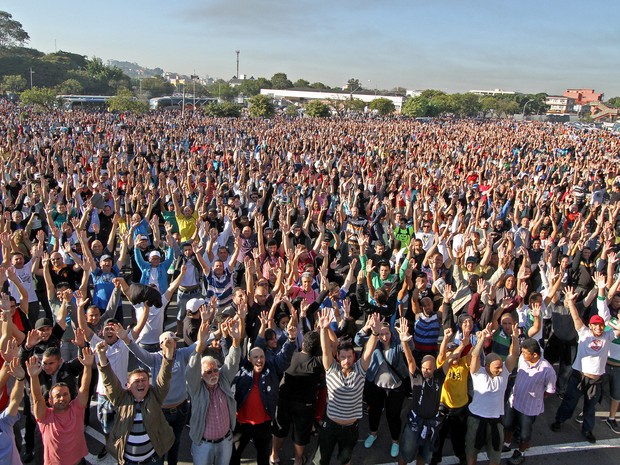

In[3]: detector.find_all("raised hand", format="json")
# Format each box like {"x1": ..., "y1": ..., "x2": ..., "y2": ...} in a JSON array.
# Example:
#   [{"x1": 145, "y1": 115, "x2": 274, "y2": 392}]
[
  {"x1": 7, "y1": 357, "x2": 25, "y2": 380},
  {"x1": 317, "y1": 308, "x2": 333, "y2": 330},
  {"x1": 112, "y1": 322, "x2": 130, "y2": 342},
  {"x1": 26, "y1": 356, "x2": 42, "y2": 377},
  {"x1": 530, "y1": 301, "x2": 541, "y2": 319},
  {"x1": 564, "y1": 285, "x2": 578, "y2": 303},
  {"x1": 94, "y1": 341, "x2": 109, "y2": 360},
  {"x1": 79, "y1": 346, "x2": 95, "y2": 367},
  {"x1": 25, "y1": 330, "x2": 42, "y2": 350},
  {"x1": 397, "y1": 317, "x2": 412, "y2": 342},
  {"x1": 593, "y1": 271, "x2": 607, "y2": 290},
  {"x1": 162, "y1": 337, "x2": 175, "y2": 359},
  {"x1": 72, "y1": 327, "x2": 87, "y2": 348},
  {"x1": 444, "y1": 327, "x2": 454, "y2": 340},
  {"x1": 0, "y1": 337, "x2": 19, "y2": 362},
  {"x1": 480, "y1": 322, "x2": 494, "y2": 340}
]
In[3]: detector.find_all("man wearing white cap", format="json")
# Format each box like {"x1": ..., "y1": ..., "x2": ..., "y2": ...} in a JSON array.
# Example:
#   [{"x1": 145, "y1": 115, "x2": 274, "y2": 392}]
[{"x1": 135, "y1": 246, "x2": 175, "y2": 294}]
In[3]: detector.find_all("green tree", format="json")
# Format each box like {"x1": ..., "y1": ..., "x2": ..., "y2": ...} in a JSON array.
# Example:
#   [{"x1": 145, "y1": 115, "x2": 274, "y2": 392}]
[
  {"x1": 346, "y1": 78, "x2": 361, "y2": 91},
  {"x1": 270, "y1": 72, "x2": 293, "y2": 89},
  {"x1": 607, "y1": 97, "x2": 620, "y2": 108},
  {"x1": 285, "y1": 105, "x2": 299, "y2": 117},
  {"x1": 305, "y1": 100, "x2": 331, "y2": 117},
  {"x1": 496, "y1": 99, "x2": 520, "y2": 117},
  {"x1": 401, "y1": 96, "x2": 429, "y2": 117},
  {"x1": 369, "y1": 98, "x2": 395, "y2": 115},
  {"x1": 55, "y1": 78, "x2": 83, "y2": 95},
  {"x1": 140, "y1": 76, "x2": 174, "y2": 98},
  {"x1": 247, "y1": 94, "x2": 275, "y2": 118},
  {"x1": 294, "y1": 79, "x2": 310, "y2": 88},
  {"x1": 107, "y1": 88, "x2": 148, "y2": 113},
  {"x1": 343, "y1": 98, "x2": 366, "y2": 113},
  {"x1": 451, "y1": 93, "x2": 481, "y2": 117},
  {"x1": 1, "y1": 74, "x2": 27, "y2": 93},
  {"x1": 0, "y1": 11, "x2": 30, "y2": 48},
  {"x1": 207, "y1": 80, "x2": 238, "y2": 101},
  {"x1": 20, "y1": 87, "x2": 58, "y2": 110},
  {"x1": 203, "y1": 101, "x2": 241, "y2": 117},
  {"x1": 310, "y1": 82, "x2": 330, "y2": 90},
  {"x1": 237, "y1": 79, "x2": 261, "y2": 96}
]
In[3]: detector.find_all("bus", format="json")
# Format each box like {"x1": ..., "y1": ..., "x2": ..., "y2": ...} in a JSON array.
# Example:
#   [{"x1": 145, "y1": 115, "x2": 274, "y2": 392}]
[
  {"x1": 149, "y1": 96, "x2": 217, "y2": 110},
  {"x1": 57, "y1": 95, "x2": 111, "y2": 110}
]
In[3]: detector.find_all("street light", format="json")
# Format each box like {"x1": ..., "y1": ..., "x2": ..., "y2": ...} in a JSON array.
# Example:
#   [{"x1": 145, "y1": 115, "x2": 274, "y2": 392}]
[{"x1": 522, "y1": 99, "x2": 535, "y2": 121}]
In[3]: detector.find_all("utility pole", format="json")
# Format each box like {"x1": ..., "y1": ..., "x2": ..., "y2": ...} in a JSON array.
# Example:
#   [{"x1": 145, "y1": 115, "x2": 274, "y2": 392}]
[
  {"x1": 29, "y1": 68, "x2": 34, "y2": 89},
  {"x1": 236, "y1": 50, "x2": 240, "y2": 78}
]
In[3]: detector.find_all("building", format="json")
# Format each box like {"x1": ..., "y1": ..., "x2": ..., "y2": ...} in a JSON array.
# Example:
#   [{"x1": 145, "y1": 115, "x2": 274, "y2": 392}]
[
  {"x1": 545, "y1": 96, "x2": 575, "y2": 114},
  {"x1": 470, "y1": 88, "x2": 516, "y2": 96},
  {"x1": 563, "y1": 89, "x2": 603, "y2": 105},
  {"x1": 589, "y1": 102, "x2": 620, "y2": 123},
  {"x1": 260, "y1": 88, "x2": 406, "y2": 112}
]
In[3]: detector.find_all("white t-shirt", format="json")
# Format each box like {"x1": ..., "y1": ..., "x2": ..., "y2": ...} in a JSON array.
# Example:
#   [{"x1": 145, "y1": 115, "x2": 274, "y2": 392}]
[
  {"x1": 9, "y1": 261, "x2": 38, "y2": 303},
  {"x1": 572, "y1": 326, "x2": 614, "y2": 376},
  {"x1": 468, "y1": 366, "x2": 510, "y2": 418},
  {"x1": 134, "y1": 294, "x2": 170, "y2": 345},
  {"x1": 91, "y1": 334, "x2": 129, "y2": 395}
]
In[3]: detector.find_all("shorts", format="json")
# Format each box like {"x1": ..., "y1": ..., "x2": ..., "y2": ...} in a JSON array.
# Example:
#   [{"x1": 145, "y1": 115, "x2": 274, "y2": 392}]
[
  {"x1": 273, "y1": 399, "x2": 315, "y2": 445},
  {"x1": 606, "y1": 364, "x2": 620, "y2": 401},
  {"x1": 97, "y1": 394, "x2": 116, "y2": 434},
  {"x1": 399, "y1": 421, "x2": 435, "y2": 464},
  {"x1": 465, "y1": 415, "x2": 504, "y2": 464}
]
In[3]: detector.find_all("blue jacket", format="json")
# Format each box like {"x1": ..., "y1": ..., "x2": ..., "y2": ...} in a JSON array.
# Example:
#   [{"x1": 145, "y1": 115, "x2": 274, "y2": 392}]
[
  {"x1": 234, "y1": 340, "x2": 295, "y2": 418},
  {"x1": 134, "y1": 246, "x2": 175, "y2": 293}
]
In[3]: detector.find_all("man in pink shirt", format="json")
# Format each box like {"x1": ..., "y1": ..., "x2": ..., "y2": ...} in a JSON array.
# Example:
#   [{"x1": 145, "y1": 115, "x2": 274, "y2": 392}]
[{"x1": 27, "y1": 347, "x2": 94, "y2": 465}]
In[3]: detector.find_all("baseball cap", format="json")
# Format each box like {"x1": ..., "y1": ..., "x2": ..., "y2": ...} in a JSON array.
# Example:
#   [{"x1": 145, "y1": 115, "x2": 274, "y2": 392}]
[
  {"x1": 103, "y1": 318, "x2": 120, "y2": 327},
  {"x1": 159, "y1": 331, "x2": 179, "y2": 344},
  {"x1": 136, "y1": 234, "x2": 148, "y2": 242},
  {"x1": 589, "y1": 315, "x2": 605, "y2": 326},
  {"x1": 35, "y1": 318, "x2": 53, "y2": 329},
  {"x1": 186, "y1": 298, "x2": 206, "y2": 314},
  {"x1": 465, "y1": 256, "x2": 478, "y2": 264},
  {"x1": 100, "y1": 254, "x2": 113, "y2": 262},
  {"x1": 221, "y1": 306, "x2": 236, "y2": 318},
  {"x1": 148, "y1": 251, "x2": 161, "y2": 260}
]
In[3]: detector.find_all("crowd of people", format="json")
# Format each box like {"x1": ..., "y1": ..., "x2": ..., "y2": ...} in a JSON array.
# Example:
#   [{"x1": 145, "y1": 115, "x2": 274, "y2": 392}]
[{"x1": 0, "y1": 99, "x2": 620, "y2": 465}]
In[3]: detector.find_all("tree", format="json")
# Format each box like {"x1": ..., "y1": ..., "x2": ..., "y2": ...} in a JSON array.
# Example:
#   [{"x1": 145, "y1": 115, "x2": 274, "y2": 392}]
[
  {"x1": 207, "y1": 80, "x2": 238, "y2": 101},
  {"x1": 248, "y1": 94, "x2": 275, "y2": 118},
  {"x1": 237, "y1": 79, "x2": 261, "y2": 97},
  {"x1": 285, "y1": 105, "x2": 299, "y2": 117},
  {"x1": 310, "y1": 82, "x2": 330, "y2": 90},
  {"x1": 107, "y1": 89, "x2": 148, "y2": 114},
  {"x1": 294, "y1": 79, "x2": 310, "y2": 88},
  {"x1": 20, "y1": 87, "x2": 58, "y2": 110},
  {"x1": 270, "y1": 72, "x2": 293, "y2": 89},
  {"x1": 55, "y1": 78, "x2": 83, "y2": 95},
  {"x1": 203, "y1": 101, "x2": 241, "y2": 117},
  {"x1": 346, "y1": 78, "x2": 361, "y2": 91},
  {"x1": 451, "y1": 93, "x2": 481, "y2": 117},
  {"x1": 304, "y1": 100, "x2": 331, "y2": 117},
  {"x1": 369, "y1": 98, "x2": 395, "y2": 115},
  {"x1": 1, "y1": 74, "x2": 26, "y2": 93},
  {"x1": 0, "y1": 11, "x2": 29, "y2": 48},
  {"x1": 607, "y1": 97, "x2": 620, "y2": 108},
  {"x1": 401, "y1": 96, "x2": 429, "y2": 117},
  {"x1": 140, "y1": 76, "x2": 174, "y2": 98},
  {"x1": 480, "y1": 96, "x2": 499, "y2": 117},
  {"x1": 343, "y1": 98, "x2": 366, "y2": 113}
]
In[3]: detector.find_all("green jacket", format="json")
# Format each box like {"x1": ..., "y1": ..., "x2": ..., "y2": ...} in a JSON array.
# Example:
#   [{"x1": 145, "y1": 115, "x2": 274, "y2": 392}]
[{"x1": 100, "y1": 357, "x2": 175, "y2": 464}]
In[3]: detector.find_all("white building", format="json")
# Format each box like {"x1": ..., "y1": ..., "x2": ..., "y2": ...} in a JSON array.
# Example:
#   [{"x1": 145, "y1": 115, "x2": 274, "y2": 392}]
[
  {"x1": 470, "y1": 88, "x2": 516, "y2": 96},
  {"x1": 259, "y1": 88, "x2": 405, "y2": 112}
]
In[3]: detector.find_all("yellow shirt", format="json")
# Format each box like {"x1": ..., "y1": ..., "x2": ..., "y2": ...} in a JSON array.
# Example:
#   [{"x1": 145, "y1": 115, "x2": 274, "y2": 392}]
[
  {"x1": 176, "y1": 212, "x2": 198, "y2": 242},
  {"x1": 438, "y1": 357, "x2": 469, "y2": 408}
]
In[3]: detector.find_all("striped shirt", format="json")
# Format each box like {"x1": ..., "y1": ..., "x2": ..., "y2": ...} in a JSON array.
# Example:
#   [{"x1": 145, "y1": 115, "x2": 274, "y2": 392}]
[
  {"x1": 414, "y1": 314, "x2": 440, "y2": 353},
  {"x1": 205, "y1": 269, "x2": 234, "y2": 309},
  {"x1": 124, "y1": 402, "x2": 155, "y2": 462},
  {"x1": 325, "y1": 360, "x2": 366, "y2": 422},
  {"x1": 510, "y1": 355, "x2": 556, "y2": 416}
]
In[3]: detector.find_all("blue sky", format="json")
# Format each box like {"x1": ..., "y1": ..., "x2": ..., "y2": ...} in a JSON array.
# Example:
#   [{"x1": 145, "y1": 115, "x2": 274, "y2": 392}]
[{"x1": 6, "y1": 1, "x2": 620, "y2": 97}]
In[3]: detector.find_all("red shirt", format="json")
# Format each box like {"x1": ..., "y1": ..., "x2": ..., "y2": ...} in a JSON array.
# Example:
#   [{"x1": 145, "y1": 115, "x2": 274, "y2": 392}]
[{"x1": 236, "y1": 372, "x2": 271, "y2": 425}]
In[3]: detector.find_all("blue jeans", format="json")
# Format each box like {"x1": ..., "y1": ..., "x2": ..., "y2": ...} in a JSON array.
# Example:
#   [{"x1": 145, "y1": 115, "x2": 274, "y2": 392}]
[
  {"x1": 191, "y1": 435, "x2": 233, "y2": 465},
  {"x1": 555, "y1": 369, "x2": 602, "y2": 433},
  {"x1": 162, "y1": 400, "x2": 189, "y2": 465},
  {"x1": 503, "y1": 403, "x2": 537, "y2": 445}
]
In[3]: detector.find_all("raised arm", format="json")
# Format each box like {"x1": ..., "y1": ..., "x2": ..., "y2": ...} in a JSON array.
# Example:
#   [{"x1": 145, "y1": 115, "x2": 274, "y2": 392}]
[
  {"x1": 26, "y1": 356, "x2": 47, "y2": 420},
  {"x1": 397, "y1": 317, "x2": 417, "y2": 374},
  {"x1": 563, "y1": 286, "x2": 584, "y2": 332},
  {"x1": 76, "y1": 346, "x2": 94, "y2": 407},
  {"x1": 470, "y1": 323, "x2": 493, "y2": 375},
  {"x1": 504, "y1": 321, "x2": 520, "y2": 372}
]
